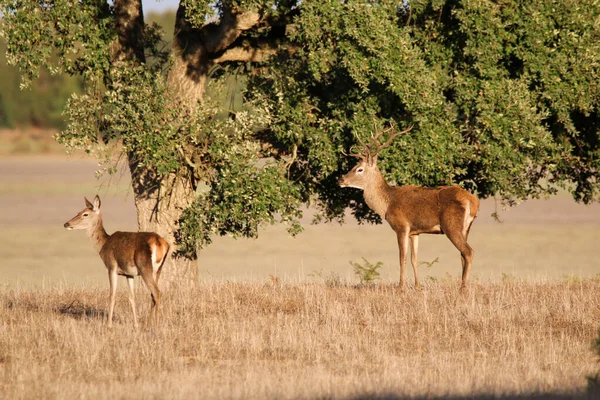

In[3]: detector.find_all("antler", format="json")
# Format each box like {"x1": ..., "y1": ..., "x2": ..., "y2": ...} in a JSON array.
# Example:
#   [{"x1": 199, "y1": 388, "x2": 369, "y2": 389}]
[
  {"x1": 342, "y1": 130, "x2": 370, "y2": 159},
  {"x1": 348, "y1": 118, "x2": 413, "y2": 162},
  {"x1": 344, "y1": 139, "x2": 368, "y2": 159},
  {"x1": 370, "y1": 119, "x2": 414, "y2": 159}
]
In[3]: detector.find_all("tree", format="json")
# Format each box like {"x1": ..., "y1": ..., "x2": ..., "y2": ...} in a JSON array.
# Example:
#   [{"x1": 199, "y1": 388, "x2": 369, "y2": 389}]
[
  {"x1": 0, "y1": 38, "x2": 82, "y2": 129},
  {"x1": 1, "y1": 0, "x2": 599, "y2": 284}
]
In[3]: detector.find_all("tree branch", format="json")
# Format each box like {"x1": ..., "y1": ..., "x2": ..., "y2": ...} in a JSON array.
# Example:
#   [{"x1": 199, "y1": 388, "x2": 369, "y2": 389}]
[
  {"x1": 111, "y1": 0, "x2": 145, "y2": 64},
  {"x1": 169, "y1": 3, "x2": 297, "y2": 102},
  {"x1": 213, "y1": 45, "x2": 277, "y2": 63},
  {"x1": 202, "y1": 8, "x2": 261, "y2": 54}
]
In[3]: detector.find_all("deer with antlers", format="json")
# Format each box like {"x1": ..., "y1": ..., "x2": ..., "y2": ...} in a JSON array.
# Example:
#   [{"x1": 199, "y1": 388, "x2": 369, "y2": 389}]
[
  {"x1": 339, "y1": 120, "x2": 479, "y2": 290},
  {"x1": 64, "y1": 196, "x2": 169, "y2": 328}
]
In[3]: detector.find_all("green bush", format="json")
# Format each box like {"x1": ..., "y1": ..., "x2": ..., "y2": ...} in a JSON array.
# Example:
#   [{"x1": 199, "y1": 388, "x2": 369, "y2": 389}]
[{"x1": 350, "y1": 257, "x2": 383, "y2": 285}]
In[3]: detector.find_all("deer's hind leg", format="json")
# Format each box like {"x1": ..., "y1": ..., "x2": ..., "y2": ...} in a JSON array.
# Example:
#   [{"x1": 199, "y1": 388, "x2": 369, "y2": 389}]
[
  {"x1": 442, "y1": 203, "x2": 475, "y2": 289},
  {"x1": 140, "y1": 270, "x2": 160, "y2": 328},
  {"x1": 134, "y1": 249, "x2": 161, "y2": 327}
]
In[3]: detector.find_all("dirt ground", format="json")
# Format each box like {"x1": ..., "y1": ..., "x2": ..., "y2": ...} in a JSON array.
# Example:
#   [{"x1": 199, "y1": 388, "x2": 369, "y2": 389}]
[{"x1": 1, "y1": 155, "x2": 599, "y2": 288}]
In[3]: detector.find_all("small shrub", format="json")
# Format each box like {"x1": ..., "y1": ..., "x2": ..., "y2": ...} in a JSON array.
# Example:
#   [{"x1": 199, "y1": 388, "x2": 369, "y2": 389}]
[
  {"x1": 419, "y1": 257, "x2": 439, "y2": 269},
  {"x1": 308, "y1": 269, "x2": 343, "y2": 287},
  {"x1": 324, "y1": 272, "x2": 343, "y2": 287},
  {"x1": 350, "y1": 257, "x2": 383, "y2": 285}
]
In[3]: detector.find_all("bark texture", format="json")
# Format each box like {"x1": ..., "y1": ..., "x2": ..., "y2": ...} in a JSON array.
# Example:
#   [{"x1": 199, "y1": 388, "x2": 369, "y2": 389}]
[
  {"x1": 168, "y1": 3, "x2": 263, "y2": 105},
  {"x1": 110, "y1": 0, "x2": 295, "y2": 285},
  {"x1": 111, "y1": 0, "x2": 145, "y2": 64},
  {"x1": 128, "y1": 163, "x2": 197, "y2": 286},
  {"x1": 112, "y1": 0, "x2": 197, "y2": 286}
]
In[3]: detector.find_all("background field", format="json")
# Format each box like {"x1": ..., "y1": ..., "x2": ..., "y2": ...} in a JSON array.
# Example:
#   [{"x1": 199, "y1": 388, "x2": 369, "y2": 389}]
[
  {"x1": 2, "y1": 153, "x2": 599, "y2": 288},
  {"x1": 1, "y1": 152, "x2": 599, "y2": 399}
]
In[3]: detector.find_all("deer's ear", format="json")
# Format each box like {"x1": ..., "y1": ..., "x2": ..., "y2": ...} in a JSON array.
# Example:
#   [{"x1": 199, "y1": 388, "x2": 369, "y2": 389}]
[
  {"x1": 84, "y1": 197, "x2": 93, "y2": 209},
  {"x1": 93, "y1": 195, "x2": 101, "y2": 212}
]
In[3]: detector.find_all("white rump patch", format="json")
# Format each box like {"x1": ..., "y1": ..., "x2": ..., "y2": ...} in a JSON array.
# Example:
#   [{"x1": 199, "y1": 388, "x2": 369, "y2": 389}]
[
  {"x1": 151, "y1": 245, "x2": 161, "y2": 272},
  {"x1": 463, "y1": 202, "x2": 474, "y2": 236}
]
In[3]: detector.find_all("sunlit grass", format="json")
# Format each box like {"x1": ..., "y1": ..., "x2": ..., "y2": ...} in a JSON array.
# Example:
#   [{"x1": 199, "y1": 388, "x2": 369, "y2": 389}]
[{"x1": 1, "y1": 280, "x2": 598, "y2": 399}]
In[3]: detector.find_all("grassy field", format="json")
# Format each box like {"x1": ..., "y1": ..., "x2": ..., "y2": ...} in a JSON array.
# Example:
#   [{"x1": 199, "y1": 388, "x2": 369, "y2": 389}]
[
  {"x1": 1, "y1": 281, "x2": 599, "y2": 399},
  {"x1": 1, "y1": 154, "x2": 600, "y2": 398}
]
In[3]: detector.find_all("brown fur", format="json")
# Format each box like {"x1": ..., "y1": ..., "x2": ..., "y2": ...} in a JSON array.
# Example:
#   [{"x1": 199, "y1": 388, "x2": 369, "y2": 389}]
[
  {"x1": 340, "y1": 158, "x2": 479, "y2": 290},
  {"x1": 100, "y1": 232, "x2": 167, "y2": 276},
  {"x1": 386, "y1": 186, "x2": 479, "y2": 234},
  {"x1": 64, "y1": 195, "x2": 169, "y2": 327}
]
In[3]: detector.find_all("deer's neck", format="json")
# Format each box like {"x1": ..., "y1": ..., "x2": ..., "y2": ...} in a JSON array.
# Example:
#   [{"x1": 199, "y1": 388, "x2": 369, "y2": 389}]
[
  {"x1": 363, "y1": 171, "x2": 392, "y2": 219},
  {"x1": 87, "y1": 215, "x2": 110, "y2": 253}
]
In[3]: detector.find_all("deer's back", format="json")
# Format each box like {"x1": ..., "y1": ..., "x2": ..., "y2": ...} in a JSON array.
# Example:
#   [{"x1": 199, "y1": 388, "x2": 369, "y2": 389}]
[
  {"x1": 100, "y1": 232, "x2": 169, "y2": 276},
  {"x1": 386, "y1": 185, "x2": 479, "y2": 233}
]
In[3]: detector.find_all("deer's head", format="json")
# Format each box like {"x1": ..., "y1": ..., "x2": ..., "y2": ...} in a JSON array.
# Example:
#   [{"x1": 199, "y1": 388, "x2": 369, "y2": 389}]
[
  {"x1": 64, "y1": 195, "x2": 102, "y2": 230},
  {"x1": 339, "y1": 120, "x2": 413, "y2": 190}
]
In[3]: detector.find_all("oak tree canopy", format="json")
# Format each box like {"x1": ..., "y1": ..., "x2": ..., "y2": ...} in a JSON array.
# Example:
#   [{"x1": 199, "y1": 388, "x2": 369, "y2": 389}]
[{"x1": 2, "y1": 0, "x2": 599, "y2": 280}]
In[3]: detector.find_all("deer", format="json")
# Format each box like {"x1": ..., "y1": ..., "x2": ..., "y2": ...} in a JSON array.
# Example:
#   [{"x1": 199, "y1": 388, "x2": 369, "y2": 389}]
[
  {"x1": 63, "y1": 195, "x2": 169, "y2": 328},
  {"x1": 339, "y1": 120, "x2": 479, "y2": 290}
]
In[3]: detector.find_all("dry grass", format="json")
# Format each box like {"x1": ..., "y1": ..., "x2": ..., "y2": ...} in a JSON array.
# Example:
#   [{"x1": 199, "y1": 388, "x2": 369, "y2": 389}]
[
  {"x1": 0, "y1": 129, "x2": 65, "y2": 155},
  {"x1": 3, "y1": 138, "x2": 600, "y2": 399},
  {"x1": 1, "y1": 279, "x2": 599, "y2": 399}
]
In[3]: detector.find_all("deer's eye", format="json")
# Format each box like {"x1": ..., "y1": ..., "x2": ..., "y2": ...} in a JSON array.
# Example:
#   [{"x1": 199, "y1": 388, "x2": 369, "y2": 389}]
[
  {"x1": 356, "y1": 167, "x2": 365, "y2": 174},
  {"x1": 83, "y1": 213, "x2": 89, "y2": 217}
]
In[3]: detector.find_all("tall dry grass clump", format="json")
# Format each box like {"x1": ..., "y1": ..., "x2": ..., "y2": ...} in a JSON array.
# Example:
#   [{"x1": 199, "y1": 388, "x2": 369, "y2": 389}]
[{"x1": 1, "y1": 279, "x2": 599, "y2": 399}]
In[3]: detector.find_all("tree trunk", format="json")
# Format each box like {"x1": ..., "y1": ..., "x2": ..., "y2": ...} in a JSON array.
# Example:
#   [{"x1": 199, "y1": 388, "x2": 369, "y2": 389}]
[
  {"x1": 168, "y1": 3, "x2": 263, "y2": 105},
  {"x1": 128, "y1": 160, "x2": 197, "y2": 287},
  {"x1": 111, "y1": 0, "x2": 278, "y2": 286},
  {"x1": 111, "y1": 0, "x2": 198, "y2": 286},
  {"x1": 168, "y1": 3, "x2": 211, "y2": 105}
]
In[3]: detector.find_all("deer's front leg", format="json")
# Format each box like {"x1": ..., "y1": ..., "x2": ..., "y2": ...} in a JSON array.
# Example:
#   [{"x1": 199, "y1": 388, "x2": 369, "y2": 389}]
[
  {"x1": 396, "y1": 231, "x2": 409, "y2": 290},
  {"x1": 107, "y1": 268, "x2": 118, "y2": 328},
  {"x1": 410, "y1": 235, "x2": 421, "y2": 289}
]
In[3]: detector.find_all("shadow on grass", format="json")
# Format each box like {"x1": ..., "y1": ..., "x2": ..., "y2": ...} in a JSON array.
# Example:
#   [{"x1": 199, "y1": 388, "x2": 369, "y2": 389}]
[
  {"x1": 348, "y1": 391, "x2": 598, "y2": 400},
  {"x1": 56, "y1": 300, "x2": 110, "y2": 321}
]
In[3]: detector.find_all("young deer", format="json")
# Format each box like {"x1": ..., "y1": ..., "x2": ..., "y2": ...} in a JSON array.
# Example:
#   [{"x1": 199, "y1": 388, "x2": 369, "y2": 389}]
[
  {"x1": 339, "y1": 121, "x2": 479, "y2": 290},
  {"x1": 64, "y1": 196, "x2": 169, "y2": 328}
]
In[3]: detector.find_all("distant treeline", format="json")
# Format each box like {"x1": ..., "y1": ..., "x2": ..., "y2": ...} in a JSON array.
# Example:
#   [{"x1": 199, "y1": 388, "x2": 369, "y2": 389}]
[{"x1": 0, "y1": 11, "x2": 175, "y2": 130}]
